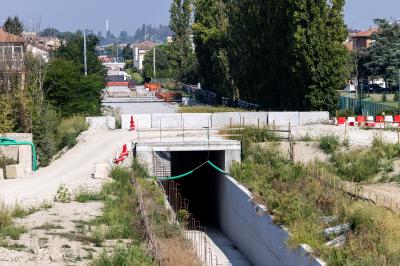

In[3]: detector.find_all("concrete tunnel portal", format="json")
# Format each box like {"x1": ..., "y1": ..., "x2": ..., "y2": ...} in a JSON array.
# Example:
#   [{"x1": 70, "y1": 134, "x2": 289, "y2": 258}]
[{"x1": 169, "y1": 150, "x2": 225, "y2": 227}]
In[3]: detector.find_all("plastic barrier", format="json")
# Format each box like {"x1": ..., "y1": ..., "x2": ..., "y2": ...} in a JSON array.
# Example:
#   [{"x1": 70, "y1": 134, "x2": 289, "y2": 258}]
[{"x1": 337, "y1": 117, "x2": 346, "y2": 125}]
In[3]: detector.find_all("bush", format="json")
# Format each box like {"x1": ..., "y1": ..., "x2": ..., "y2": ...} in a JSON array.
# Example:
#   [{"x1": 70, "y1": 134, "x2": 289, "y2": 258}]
[
  {"x1": 336, "y1": 109, "x2": 354, "y2": 117},
  {"x1": 54, "y1": 184, "x2": 72, "y2": 203},
  {"x1": 56, "y1": 115, "x2": 88, "y2": 149},
  {"x1": 319, "y1": 135, "x2": 340, "y2": 154}
]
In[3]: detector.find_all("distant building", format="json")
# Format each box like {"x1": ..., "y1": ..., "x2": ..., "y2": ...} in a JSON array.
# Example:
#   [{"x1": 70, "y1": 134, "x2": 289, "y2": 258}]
[
  {"x1": 132, "y1": 41, "x2": 156, "y2": 70},
  {"x1": 26, "y1": 44, "x2": 50, "y2": 62},
  {"x1": 0, "y1": 27, "x2": 26, "y2": 89},
  {"x1": 350, "y1": 27, "x2": 379, "y2": 50}
]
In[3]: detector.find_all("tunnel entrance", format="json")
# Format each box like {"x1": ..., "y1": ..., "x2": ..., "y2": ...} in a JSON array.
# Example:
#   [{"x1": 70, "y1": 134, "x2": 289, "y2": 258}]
[{"x1": 166, "y1": 150, "x2": 225, "y2": 228}]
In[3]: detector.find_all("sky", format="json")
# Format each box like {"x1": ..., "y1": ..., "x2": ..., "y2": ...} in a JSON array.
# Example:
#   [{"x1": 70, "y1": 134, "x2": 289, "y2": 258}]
[{"x1": 0, "y1": 0, "x2": 399, "y2": 34}]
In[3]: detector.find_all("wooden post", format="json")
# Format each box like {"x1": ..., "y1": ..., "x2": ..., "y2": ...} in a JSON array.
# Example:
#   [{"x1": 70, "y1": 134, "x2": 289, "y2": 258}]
[
  {"x1": 397, "y1": 129, "x2": 399, "y2": 144},
  {"x1": 258, "y1": 118, "x2": 260, "y2": 129}
]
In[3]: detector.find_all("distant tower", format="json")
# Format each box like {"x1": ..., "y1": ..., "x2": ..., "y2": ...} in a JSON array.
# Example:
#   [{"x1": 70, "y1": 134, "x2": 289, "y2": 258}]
[{"x1": 106, "y1": 19, "x2": 109, "y2": 32}]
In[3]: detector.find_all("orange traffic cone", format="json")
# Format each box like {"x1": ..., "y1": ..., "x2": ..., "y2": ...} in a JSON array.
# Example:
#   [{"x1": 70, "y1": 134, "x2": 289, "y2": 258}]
[
  {"x1": 130, "y1": 116, "x2": 136, "y2": 131},
  {"x1": 120, "y1": 144, "x2": 129, "y2": 158}
]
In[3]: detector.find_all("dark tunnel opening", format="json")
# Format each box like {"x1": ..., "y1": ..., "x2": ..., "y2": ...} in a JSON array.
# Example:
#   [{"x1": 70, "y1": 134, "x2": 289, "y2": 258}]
[{"x1": 168, "y1": 150, "x2": 225, "y2": 228}]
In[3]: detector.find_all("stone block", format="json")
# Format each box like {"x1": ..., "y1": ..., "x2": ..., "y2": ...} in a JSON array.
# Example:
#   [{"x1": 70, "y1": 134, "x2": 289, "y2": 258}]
[
  {"x1": 94, "y1": 163, "x2": 110, "y2": 179},
  {"x1": 6, "y1": 165, "x2": 25, "y2": 179}
]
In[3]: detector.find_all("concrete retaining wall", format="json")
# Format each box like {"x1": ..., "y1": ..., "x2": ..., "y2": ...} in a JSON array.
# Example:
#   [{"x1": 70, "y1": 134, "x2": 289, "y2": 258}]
[
  {"x1": 299, "y1": 112, "x2": 330, "y2": 125},
  {"x1": 218, "y1": 175, "x2": 325, "y2": 266},
  {"x1": 120, "y1": 111, "x2": 329, "y2": 130}
]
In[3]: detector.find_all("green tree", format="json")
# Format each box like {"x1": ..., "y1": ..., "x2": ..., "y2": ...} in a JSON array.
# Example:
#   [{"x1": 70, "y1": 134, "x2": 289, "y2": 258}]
[
  {"x1": 360, "y1": 19, "x2": 400, "y2": 87},
  {"x1": 142, "y1": 44, "x2": 177, "y2": 79},
  {"x1": 193, "y1": 0, "x2": 233, "y2": 97},
  {"x1": 44, "y1": 59, "x2": 103, "y2": 116},
  {"x1": 3, "y1": 16, "x2": 24, "y2": 36},
  {"x1": 169, "y1": 0, "x2": 198, "y2": 83},
  {"x1": 197, "y1": 0, "x2": 349, "y2": 112}
]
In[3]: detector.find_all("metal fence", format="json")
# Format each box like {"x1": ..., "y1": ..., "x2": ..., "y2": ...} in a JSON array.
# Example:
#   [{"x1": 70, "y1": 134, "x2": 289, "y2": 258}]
[{"x1": 339, "y1": 95, "x2": 399, "y2": 116}]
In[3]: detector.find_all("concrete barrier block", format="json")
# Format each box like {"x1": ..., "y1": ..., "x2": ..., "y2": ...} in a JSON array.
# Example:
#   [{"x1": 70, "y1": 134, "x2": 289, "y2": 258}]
[
  {"x1": 86, "y1": 116, "x2": 115, "y2": 129},
  {"x1": 94, "y1": 163, "x2": 110, "y2": 179},
  {"x1": 299, "y1": 112, "x2": 329, "y2": 125},
  {"x1": 0, "y1": 169, "x2": 3, "y2": 180},
  {"x1": 211, "y1": 112, "x2": 241, "y2": 128},
  {"x1": 182, "y1": 113, "x2": 211, "y2": 128},
  {"x1": 121, "y1": 114, "x2": 152, "y2": 129},
  {"x1": 240, "y1": 112, "x2": 268, "y2": 127},
  {"x1": 268, "y1": 112, "x2": 300, "y2": 126},
  {"x1": 152, "y1": 114, "x2": 183, "y2": 128},
  {"x1": 6, "y1": 165, "x2": 25, "y2": 179}
]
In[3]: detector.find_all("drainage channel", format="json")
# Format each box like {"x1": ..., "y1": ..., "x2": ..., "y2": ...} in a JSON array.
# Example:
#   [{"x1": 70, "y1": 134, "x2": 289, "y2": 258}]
[{"x1": 158, "y1": 150, "x2": 251, "y2": 266}]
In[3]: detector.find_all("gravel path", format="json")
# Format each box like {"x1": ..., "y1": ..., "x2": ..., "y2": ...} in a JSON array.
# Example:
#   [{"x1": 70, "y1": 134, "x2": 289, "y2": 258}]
[{"x1": 0, "y1": 129, "x2": 133, "y2": 206}]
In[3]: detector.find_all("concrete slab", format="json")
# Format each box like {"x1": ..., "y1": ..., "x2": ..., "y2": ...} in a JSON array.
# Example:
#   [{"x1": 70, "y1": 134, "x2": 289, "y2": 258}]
[
  {"x1": 268, "y1": 112, "x2": 300, "y2": 126},
  {"x1": 182, "y1": 113, "x2": 211, "y2": 128},
  {"x1": 211, "y1": 112, "x2": 241, "y2": 128},
  {"x1": 299, "y1": 112, "x2": 329, "y2": 125}
]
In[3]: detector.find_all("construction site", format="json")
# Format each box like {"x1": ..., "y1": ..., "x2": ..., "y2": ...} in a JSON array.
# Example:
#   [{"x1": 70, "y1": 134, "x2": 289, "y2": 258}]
[{"x1": 3, "y1": 89, "x2": 400, "y2": 266}]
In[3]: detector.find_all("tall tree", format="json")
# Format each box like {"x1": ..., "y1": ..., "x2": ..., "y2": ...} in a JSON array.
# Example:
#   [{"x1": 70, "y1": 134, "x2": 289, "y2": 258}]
[
  {"x1": 197, "y1": 0, "x2": 349, "y2": 112},
  {"x1": 360, "y1": 19, "x2": 400, "y2": 87},
  {"x1": 193, "y1": 0, "x2": 233, "y2": 97},
  {"x1": 142, "y1": 44, "x2": 177, "y2": 79},
  {"x1": 169, "y1": 0, "x2": 198, "y2": 82},
  {"x1": 3, "y1": 16, "x2": 24, "y2": 36}
]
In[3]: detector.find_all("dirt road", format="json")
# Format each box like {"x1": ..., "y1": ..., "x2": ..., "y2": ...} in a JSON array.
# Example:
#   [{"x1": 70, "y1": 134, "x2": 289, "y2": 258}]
[{"x1": 0, "y1": 129, "x2": 134, "y2": 206}]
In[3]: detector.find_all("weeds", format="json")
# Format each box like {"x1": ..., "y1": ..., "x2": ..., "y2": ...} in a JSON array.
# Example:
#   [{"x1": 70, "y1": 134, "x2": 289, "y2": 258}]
[
  {"x1": 54, "y1": 184, "x2": 72, "y2": 203},
  {"x1": 33, "y1": 222, "x2": 64, "y2": 230},
  {"x1": 229, "y1": 133, "x2": 400, "y2": 265},
  {"x1": 75, "y1": 187, "x2": 103, "y2": 202},
  {"x1": 90, "y1": 244, "x2": 153, "y2": 266},
  {"x1": 319, "y1": 135, "x2": 340, "y2": 154}
]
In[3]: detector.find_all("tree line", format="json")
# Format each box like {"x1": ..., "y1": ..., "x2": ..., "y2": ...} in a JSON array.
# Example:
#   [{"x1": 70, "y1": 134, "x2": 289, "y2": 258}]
[
  {"x1": 0, "y1": 17, "x2": 105, "y2": 166},
  {"x1": 143, "y1": 0, "x2": 350, "y2": 113}
]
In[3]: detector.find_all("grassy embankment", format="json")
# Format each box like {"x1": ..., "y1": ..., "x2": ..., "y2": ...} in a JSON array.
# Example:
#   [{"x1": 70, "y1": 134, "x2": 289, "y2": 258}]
[
  {"x1": 84, "y1": 160, "x2": 199, "y2": 265},
  {"x1": 226, "y1": 126, "x2": 400, "y2": 265}
]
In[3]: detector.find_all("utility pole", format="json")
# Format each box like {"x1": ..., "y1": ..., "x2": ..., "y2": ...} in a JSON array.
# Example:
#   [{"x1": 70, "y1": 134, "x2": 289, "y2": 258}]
[
  {"x1": 398, "y1": 69, "x2": 400, "y2": 103},
  {"x1": 153, "y1": 46, "x2": 156, "y2": 78},
  {"x1": 83, "y1": 28, "x2": 88, "y2": 76},
  {"x1": 116, "y1": 37, "x2": 119, "y2": 62}
]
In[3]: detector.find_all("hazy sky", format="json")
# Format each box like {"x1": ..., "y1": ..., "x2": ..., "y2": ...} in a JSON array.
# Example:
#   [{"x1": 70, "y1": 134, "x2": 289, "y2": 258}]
[{"x1": 0, "y1": 0, "x2": 399, "y2": 34}]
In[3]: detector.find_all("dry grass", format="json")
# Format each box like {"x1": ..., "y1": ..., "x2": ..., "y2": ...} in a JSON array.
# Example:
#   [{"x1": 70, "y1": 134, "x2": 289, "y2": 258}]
[{"x1": 160, "y1": 237, "x2": 201, "y2": 266}]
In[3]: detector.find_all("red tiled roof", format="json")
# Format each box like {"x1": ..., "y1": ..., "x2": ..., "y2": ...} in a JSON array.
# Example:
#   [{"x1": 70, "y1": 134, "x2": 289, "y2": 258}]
[
  {"x1": 0, "y1": 27, "x2": 25, "y2": 43},
  {"x1": 351, "y1": 28, "x2": 379, "y2": 38}
]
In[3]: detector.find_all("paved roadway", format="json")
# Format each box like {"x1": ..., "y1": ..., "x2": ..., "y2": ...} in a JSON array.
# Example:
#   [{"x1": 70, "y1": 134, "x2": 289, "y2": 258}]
[{"x1": 104, "y1": 102, "x2": 178, "y2": 114}]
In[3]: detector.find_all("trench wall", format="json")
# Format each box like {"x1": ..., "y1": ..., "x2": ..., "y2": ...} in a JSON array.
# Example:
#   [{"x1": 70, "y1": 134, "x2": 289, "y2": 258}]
[
  {"x1": 121, "y1": 111, "x2": 329, "y2": 130},
  {"x1": 217, "y1": 175, "x2": 325, "y2": 266}
]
